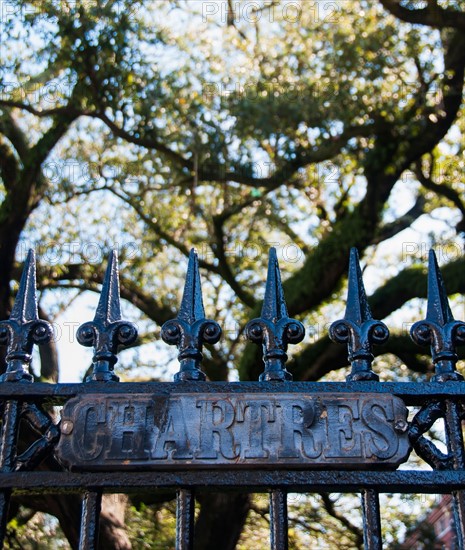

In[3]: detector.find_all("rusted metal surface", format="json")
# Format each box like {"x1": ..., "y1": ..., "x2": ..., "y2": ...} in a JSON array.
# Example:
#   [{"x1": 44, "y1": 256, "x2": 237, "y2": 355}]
[
  {"x1": 0, "y1": 380, "x2": 464, "y2": 401},
  {"x1": 176, "y1": 489, "x2": 195, "y2": 550},
  {"x1": 270, "y1": 490, "x2": 288, "y2": 550},
  {"x1": 361, "y1": 489, "x2": 382, "y2": 550},
  {"x1": 79, "y1": 490, "x2": 102, "y2": 550},
  {"x1": 2, "y1": 469, "x2": 465, "y2": 493},
  {"x1": 56, "y1": 392, "x2": 410, "y2": 470}
]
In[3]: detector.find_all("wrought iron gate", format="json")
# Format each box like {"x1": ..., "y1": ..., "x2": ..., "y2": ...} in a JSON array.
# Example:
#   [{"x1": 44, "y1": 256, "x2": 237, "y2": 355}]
[{"x1": 0, "y1": 246, "x2": 464, "y2": 549}]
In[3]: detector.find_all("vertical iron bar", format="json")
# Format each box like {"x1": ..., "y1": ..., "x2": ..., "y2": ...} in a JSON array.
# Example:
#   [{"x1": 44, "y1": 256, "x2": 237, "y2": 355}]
[
  {"x1": 445, "y1": 401, "x2": 465, "y2": 549},
  {"x1": 270, "y1": 489, "x2": 288, "y2": 550},
  {"x1": 452, "y1": 490, "x2": 465, "y2": 550},
  {"x1": 410, "y1": 249, "x2": 465, "y2": 547},
  {"x1": 0, "y1": 250, "x2": 53, "y2": 545},
  {"x1": 0, "y1": 490, "x2": 11, "y2": 544},
  {"x1": 0, "y1": 400, "x2": 21, "y2": 546},
  {"x1": 361, "y1": 489, "x2": 382, "y2": 550},
  {"x1": 79, "y1": 490, "x2": 102, "y2": 550},
  {"x1": 0, "y1": 400, "x2": 20, "y2": 470},
  {"x1": 176, "y1": 489, "x2": 195, "y2": 550}
]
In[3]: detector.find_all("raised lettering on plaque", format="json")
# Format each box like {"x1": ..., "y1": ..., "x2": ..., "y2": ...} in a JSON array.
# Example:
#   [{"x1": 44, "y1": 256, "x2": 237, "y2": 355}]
[{"x1": 55, "y1": 393, "x2": 410, "y2": 470}]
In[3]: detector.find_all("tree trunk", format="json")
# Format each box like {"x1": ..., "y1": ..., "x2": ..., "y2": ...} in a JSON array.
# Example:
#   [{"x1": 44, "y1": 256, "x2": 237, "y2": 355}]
[
  {"x1": 14, "y1": 493, "x2": 132, "y2": 549},
  {"x1": 194, "y1": 493, "x2": 250, "y2": 550}
]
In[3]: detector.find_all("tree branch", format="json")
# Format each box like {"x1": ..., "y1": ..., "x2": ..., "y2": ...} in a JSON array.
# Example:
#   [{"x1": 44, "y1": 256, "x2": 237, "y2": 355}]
[
  {"x1": 0, "y1": 110, "x2": 29, "y2": 160},
  {"x1": 379, "y1": 0, "x2": 465, "y2": 30},
  {"x1": 0, "y1": 99, "x2": 88, "y2": 118},
  {"x1": 93, "y1": 110, "x2": 190, "y2": 168},
  {"x1": 0, "y1": 137, "x2": 20, "y2": 189},
  {"x1": 369, "y1": 257, "x2": 465, "y2": 319},
  {"x1": 35, "y1": 262, "x2": 176, "y2": 327},
  {"x1": 211, "y1": 215, "x2": 257, "y2": 308},
  {"x1": 289, "y1": 257, "x2": 465, "y2": 380},
  {"x1": 320, "y1": 494, "x2": 364, "y2": 547},
  {"x1": 415, "y1": 161, "x2": 465, "y2": 231},
  {"x1": 371, "y1": 194, "x2": 427, "y2": 245}
]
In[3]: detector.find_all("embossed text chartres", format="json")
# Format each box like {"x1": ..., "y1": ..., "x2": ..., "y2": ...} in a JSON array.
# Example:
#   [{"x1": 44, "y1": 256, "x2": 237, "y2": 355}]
[{"x1": 56, "y1": 393, "x2": 410, "y2": 470}]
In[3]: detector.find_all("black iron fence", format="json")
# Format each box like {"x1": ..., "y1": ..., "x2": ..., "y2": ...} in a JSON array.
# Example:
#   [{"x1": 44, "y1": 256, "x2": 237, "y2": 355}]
[{"x1": 0, "y1": 247, "x2": 464, "y2": 549}]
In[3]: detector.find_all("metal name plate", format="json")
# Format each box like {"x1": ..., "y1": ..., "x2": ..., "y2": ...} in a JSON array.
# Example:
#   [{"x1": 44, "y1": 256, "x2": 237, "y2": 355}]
[{"x1": 56, "y1": 393, "x2": 410, "y2": 470}]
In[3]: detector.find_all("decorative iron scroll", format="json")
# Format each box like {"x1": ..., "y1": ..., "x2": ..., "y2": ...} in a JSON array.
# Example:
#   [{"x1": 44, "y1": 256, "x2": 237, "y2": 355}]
[
  {"x1": 245, "y1": 248, "x2": 305, "y2": 381},
  {"x1": 55, "y1": 392, "x2": 410, "y2": 470},
  {"x1": 0, "y1": 250, "x2": 59, "y2": 475},
  {"x1": 77, "y1": 250, "x2": 138, "y2": 382},
  {"x1": 0, "y1": 250, "x2": 53, "y2": 383},
  {"x1": 2, "y1": 247, "x2": 465, "y2": 550},
  {"x1": 329, "y1": 248, "x2": 389, "y2": 381},
  {"x1": 411, "y1": 249, "x2": 465, "y2": 381},
  {"x1": 161, "y1": 249, "x2": 222, "y2": 382}
]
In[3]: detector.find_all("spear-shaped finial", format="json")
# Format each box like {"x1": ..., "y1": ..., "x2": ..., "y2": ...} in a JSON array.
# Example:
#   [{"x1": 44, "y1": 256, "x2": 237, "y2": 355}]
[
  {"x1": 0, "y1": 250, "x2": 52, "y2": 382},
  {"x1": 77, "y1": 250, "x2": 138, "y2": 382},
  {"x1": 329, "y1": 248, "x2": 389, "y2": 381},
  {"x1": 161, "y1": 249, "x2": 222, "y2": 381},
  {"x1": 245, "y1": 248, "x2": 305, "y2": 381},
  {"x1": 410, "y1": 249, "x2": 465, "y2": 381}
]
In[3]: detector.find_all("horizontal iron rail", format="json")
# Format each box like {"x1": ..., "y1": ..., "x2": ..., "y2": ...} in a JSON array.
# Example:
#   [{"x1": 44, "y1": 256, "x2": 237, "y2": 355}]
[
  {"x1": 0, "y1": 381, "x2": 465, "y2": 405},
  {"x1": 1, "y1": 470, "x2": 464, "y2": 494}
]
